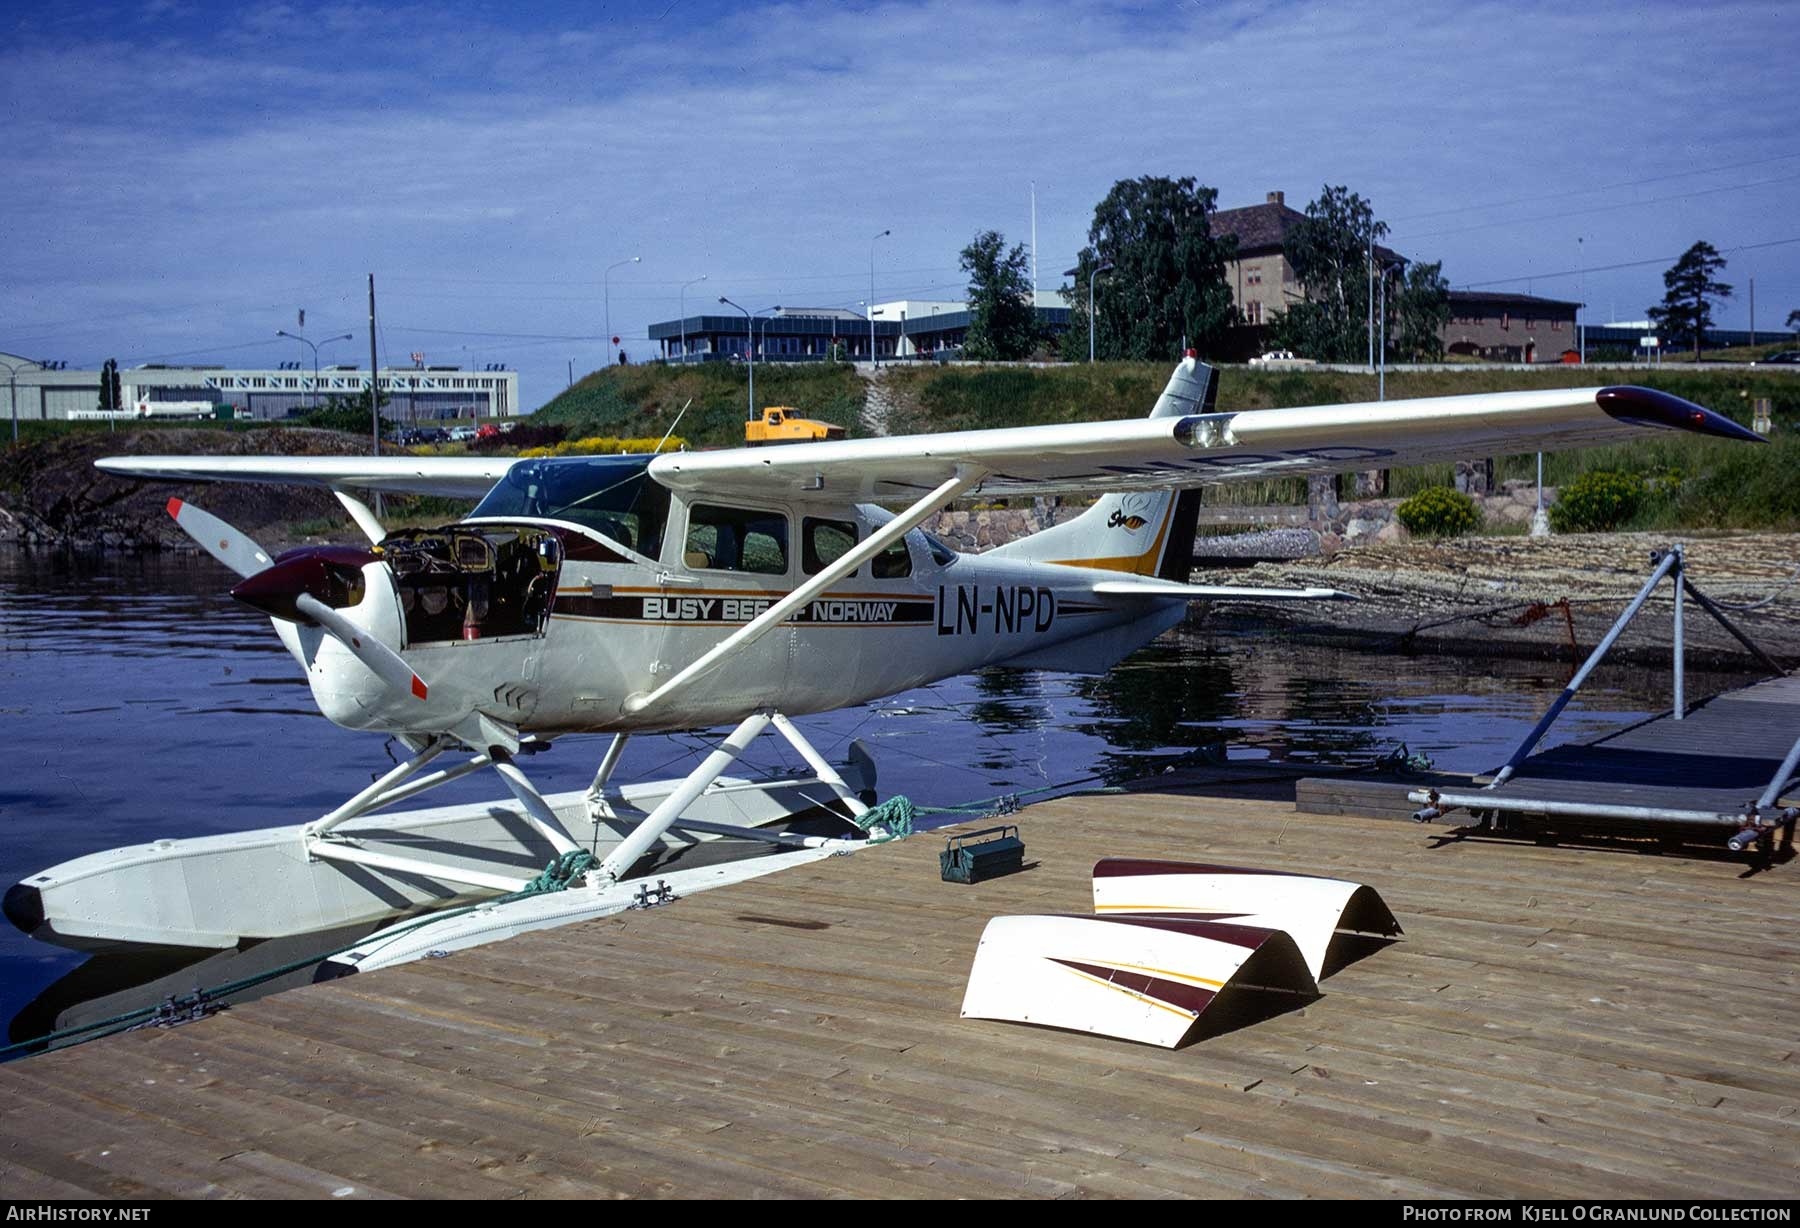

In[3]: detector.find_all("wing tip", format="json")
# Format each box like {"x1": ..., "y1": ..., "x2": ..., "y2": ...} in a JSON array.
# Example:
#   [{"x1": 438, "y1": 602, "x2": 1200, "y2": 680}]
[
  {"x1": 165, "y1": 496, "x2": 183, "y2": 520},
  {"x1": 410, "y1": 676, "x2": 429, "y2": 701},
  {"x1": 1596, "y1": 386, "x2": 1764, "y2": 443}
]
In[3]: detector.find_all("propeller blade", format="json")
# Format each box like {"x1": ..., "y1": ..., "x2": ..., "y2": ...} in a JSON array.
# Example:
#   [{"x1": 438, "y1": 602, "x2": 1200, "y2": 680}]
[
  {"x1": 294, "y1": 592, "x2": 429, "y2": 702},
  {"x1": 165, "y1": 497, "x2": 272, "y2": 579}
]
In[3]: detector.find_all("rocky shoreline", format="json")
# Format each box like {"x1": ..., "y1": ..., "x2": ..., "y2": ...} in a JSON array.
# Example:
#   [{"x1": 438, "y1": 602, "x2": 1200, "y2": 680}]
[
  {"x1": 0, "y1": 427, "x2": 413, "y2": 556},
  {"x1": 1191, "y1": 531, "x2": 1800, "y2": 669}
]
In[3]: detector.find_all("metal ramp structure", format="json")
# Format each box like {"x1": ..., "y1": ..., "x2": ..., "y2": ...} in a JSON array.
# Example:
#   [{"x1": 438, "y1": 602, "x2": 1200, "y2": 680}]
[{"x1": 1412, "y1": 546, "x2": 1800, "y2": 861}]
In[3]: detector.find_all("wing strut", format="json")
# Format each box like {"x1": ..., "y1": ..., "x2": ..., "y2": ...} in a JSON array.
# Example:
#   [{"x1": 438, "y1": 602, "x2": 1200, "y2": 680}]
[
  {"x1": 621, "y1": 468, "x2": 983, "y2": 716},
  {"x1": 332, "y1": 488, "x2": 387, "y2": 545}
]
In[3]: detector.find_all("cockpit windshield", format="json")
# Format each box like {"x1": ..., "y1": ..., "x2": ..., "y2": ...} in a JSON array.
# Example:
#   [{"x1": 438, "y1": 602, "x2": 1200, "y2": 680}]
[{"x1": 471, "y1": 455, "x2": 670, "y2": 558}]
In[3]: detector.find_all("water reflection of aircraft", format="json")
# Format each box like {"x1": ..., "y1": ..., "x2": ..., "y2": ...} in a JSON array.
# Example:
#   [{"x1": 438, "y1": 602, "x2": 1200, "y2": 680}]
[{"x1": 5, "y1": 358, "x2": 1758, "y2": 955}]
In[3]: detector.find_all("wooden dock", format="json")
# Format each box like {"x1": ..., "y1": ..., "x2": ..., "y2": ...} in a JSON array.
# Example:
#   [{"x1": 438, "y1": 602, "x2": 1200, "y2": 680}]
[
  {"x1": 3, "y1": 780, "x2": 1798, "y2": 1200},
  {"x1": 1294, "y1": 671, "x2": 1800, "y2": 838},
  {"x1": 1474, "y1": 670, "x2": 1800, "y2": 816}
]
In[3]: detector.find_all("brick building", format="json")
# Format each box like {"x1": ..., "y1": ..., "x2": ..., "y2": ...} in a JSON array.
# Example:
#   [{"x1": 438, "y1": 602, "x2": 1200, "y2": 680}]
[
  {"x1": 1442, "y1": 291, "x2": 1580, "y2": 363},
  {"x1": 1211, "y1": 190, "x2": 1403, "y2": 328}
]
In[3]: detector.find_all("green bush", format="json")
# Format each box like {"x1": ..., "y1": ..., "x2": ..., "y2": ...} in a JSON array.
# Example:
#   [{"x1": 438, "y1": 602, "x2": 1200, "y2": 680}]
[
  {"x1": 1549, "y1": 470, "x2": 1645, "y2": 533},
  {"x1": 1395, "y1": 486, "x2": 1480, "y2": 538}
]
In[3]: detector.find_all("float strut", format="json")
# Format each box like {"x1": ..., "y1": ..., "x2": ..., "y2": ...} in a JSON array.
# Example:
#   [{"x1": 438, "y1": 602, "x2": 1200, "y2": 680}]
[
  {"x1": 771, "y1": 713, "x2": 870, "y2": 817},
  {"x1": 308, "y1": 738, "x2": 447, "y2": 837},
  {"x1": 596, "y1": 712, "x2": 772, "y2": 883},
  {"x1": 492, "y1": 758, "x2": 583, "y2": 857}
]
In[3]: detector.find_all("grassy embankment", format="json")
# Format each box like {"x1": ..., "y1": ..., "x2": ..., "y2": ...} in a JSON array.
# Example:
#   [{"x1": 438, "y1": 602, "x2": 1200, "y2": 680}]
[{"x1": 534, "y1": 362, "x2": 867, "y2": 449}]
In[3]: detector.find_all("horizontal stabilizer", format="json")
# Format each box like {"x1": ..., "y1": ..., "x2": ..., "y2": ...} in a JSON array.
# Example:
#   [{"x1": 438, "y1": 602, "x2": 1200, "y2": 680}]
[
  {"x1": 1091, "y1": 859, "x2": 1401, "y2": 980},
  {"x1": 1093, "y1": 581, "x2": 1356, "y2": 602},
  {"x1": 960, "y1": 913, "x2": 1317, "y2": 1048}
]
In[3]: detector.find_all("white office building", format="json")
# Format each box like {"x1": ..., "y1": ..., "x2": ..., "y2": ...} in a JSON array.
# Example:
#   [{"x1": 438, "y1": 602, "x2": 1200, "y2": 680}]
[{"x1": 0, "y1": 354, "x2": 519, "y2": 422}]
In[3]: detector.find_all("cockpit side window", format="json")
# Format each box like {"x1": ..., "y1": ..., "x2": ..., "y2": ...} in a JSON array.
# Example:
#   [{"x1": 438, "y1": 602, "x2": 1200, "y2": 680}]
[
  {"x1": 803, "y1": 517, "x2": 858, "y2": 576},
  {"x1": 871, "y1": 535, "x2": 912, "y2": 579}
]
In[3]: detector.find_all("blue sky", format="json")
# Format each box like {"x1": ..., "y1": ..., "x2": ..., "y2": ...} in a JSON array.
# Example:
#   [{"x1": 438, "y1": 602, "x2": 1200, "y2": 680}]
[{"x1": 3, "y1": 0, "x2": 1797, "y2": 409}]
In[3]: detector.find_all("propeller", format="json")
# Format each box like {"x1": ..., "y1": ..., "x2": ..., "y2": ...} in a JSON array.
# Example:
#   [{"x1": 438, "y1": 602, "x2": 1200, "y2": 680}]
[
  {"x1": 165, "y1": 498, "x2": 429, "y2": 702},
  {"x1": 165, "y1": 497, "x2": 272, "y2": 579}
]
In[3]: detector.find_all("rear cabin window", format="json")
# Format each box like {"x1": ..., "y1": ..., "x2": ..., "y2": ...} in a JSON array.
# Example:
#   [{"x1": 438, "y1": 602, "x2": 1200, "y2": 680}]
[
  {"x1": 685, "y1": 504, "x2": 789, "y2": 575},
  {"x1": 803, "y1": 517, "x2": 858, "y2": 576}
]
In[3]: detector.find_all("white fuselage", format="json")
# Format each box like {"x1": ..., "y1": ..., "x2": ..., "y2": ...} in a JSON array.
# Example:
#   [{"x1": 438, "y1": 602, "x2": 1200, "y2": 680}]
[{"x1": 297, "y1": 494, "x2": 1179, "y2": 738}]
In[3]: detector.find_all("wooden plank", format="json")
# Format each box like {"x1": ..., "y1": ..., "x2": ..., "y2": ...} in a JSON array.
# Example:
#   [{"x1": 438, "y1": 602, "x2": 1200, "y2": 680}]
[{"x1": 2, "y1": 787, "x2": 1798, "y2": 1199}]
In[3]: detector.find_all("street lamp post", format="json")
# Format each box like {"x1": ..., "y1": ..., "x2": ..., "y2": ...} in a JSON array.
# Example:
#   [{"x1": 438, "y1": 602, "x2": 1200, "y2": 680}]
[
  {"x1": 1577, "y1": 236, "x2": 1585, "y2": 365},
  {"x1": 277, "y1": 329, "x2": 354, "y2": 410},
  {"x1": 0, "y1": 357, "x2": 28, "y2": 444},
  {"x1": 719, "y1": 297, "x2": 754, "y2": 421},
  {"x1": 604, "y1": 256, "x2": 641, "y2": 366},
  {"x1": 1377, "y1": 256, "x2": 1388, "y2": 401},
  {"x1": 756, "y1": 305, "x2": 782, "y2": 370},
  {"x1": 869, "y1": 229, "x2": 890, "y2": 366},
  {"x1": 678, "y1": 275, "x2": 709, "y2": 363},
  {"x1": 1082, "y1": 261, "x2": 1115, "y2": 362}
]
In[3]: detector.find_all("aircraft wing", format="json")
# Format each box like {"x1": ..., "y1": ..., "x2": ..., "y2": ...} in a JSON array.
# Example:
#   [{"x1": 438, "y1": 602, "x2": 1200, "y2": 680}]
[
  {"x1": 93, "y1": 455, "x2": 513, "y2": 499},
  {"x1": 648, "y1": 383, "x2": 1759, "y2": 503}
]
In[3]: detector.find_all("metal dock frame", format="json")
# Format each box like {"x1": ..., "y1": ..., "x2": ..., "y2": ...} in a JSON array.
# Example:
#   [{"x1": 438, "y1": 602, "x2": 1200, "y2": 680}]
[{"x1": 1411, "y1": 545, "x2": 1800, "y2": 857}]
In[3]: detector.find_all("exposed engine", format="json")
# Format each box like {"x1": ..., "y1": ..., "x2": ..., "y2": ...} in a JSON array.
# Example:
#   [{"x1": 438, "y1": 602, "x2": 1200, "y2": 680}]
[{"x1": 381, "y1": 525, "x2": 562, "y2": 645}]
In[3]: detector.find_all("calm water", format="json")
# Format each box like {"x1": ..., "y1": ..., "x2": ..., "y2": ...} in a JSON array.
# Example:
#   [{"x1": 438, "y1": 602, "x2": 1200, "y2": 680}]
[{"x1": 0, "y1": 549, "x2": 1707, "y2": 1039}]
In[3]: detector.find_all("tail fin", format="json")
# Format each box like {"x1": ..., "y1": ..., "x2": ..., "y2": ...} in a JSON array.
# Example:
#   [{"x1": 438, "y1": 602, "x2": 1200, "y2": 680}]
[{"x1": 987, "y1": 357, "x2": 1215, "y2": 579}]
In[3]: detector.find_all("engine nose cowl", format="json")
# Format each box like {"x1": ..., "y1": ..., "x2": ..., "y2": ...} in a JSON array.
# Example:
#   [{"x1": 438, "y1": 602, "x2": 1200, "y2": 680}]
[{"x1": 230, "y1": 545, "x2": 380, "y2": 623}]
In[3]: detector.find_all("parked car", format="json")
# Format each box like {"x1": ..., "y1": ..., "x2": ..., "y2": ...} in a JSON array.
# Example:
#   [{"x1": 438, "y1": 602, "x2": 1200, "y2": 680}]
[
  {"x1": 1248, "y1": 350, "x2": 1315, "y2": 366},
  {"x1": 447, "y1": 424, "x2": 478, "y2": 442},
  {"x1": 1750, "y1": 351, "x2": 1800, "y2": 366}
]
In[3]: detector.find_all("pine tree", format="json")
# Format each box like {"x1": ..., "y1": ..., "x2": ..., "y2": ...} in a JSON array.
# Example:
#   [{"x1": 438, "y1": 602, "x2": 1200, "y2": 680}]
[{"x1": 1648, "y1": 242, "x2": 1732, "y2": 361}]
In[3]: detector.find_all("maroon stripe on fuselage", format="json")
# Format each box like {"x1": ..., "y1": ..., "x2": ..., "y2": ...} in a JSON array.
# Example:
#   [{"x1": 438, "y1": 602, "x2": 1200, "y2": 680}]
[{"x1": 1052, "y1": 958, "x2": 1217, "y2": 1016}]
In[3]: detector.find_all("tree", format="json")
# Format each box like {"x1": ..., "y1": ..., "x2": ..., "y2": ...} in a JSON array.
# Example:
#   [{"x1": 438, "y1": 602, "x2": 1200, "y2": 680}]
[
  {"x1": 1647, "y1": 241, "x2": 1731, "y2": 361},
  {"x1": 1059, "y1": 176, "x2": 1237, "y2": 361},
  {"x1": 1272, "y1": 185, "x2": 1390, "y2": 363},
  {"x1": 1786, "y1": 308, "x2": 1800, "y2": 336},
  {"x1": 959, "y1": 230, "x2": 1038, "y2": 361},
  {"x1": 305, "y1": 390, "x2": 394, "y2": 437},
  {"x1": 1394, "y1": 260, "x2": 1450, "y2": 362}
]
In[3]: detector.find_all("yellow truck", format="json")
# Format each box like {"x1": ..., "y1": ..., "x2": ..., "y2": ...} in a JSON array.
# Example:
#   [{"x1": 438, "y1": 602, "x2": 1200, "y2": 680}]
[{"x1": 744, "y1": 406, "x2": 846, "y2": 446}]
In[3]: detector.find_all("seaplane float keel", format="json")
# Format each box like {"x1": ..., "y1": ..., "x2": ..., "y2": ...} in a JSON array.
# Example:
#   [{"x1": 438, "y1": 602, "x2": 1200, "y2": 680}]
[{"x1": 4, "y1": 358, "x2": 1760, "y2": 957}]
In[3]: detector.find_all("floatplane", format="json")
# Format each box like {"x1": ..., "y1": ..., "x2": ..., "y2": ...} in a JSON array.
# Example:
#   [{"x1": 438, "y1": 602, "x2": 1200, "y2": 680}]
[{"x1": 4, "y1": 357, "x2": 1760, "y2": 973}]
